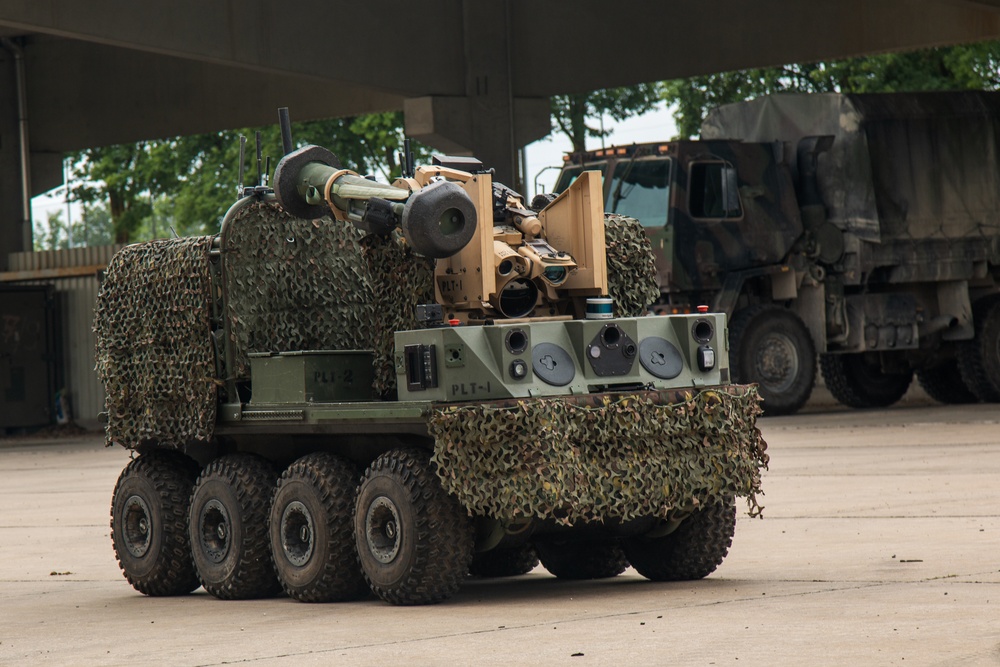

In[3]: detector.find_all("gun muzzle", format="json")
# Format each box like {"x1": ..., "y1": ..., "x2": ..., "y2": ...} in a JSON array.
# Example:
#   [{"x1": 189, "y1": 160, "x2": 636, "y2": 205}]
[{"x1": 273, "y1": 144, "x2": 477, "y2": 258}]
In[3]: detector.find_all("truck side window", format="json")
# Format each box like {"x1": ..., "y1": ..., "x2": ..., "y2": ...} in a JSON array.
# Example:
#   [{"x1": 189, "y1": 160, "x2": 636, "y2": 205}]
[{"x1": 690, "y1": 162, "x2": 742, "y2": 219}]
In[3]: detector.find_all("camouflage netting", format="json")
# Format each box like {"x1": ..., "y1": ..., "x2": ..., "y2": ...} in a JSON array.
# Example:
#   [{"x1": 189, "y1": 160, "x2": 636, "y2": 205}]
[
  {"x1": 223, "y1": 201, "x2": 374, "y2": 378},
  {"x1": 95, "y1": 237, "x2": 217, "y2": 448},
  {"x1": 359, "y1": 232, "x2": 436, "y2": 396},
  {"x1": 429, "y1": 386, "x2": 767, "y2": 524},
  {"x1": 604, "y1": 213, "x2": 660, "y2": 316}
]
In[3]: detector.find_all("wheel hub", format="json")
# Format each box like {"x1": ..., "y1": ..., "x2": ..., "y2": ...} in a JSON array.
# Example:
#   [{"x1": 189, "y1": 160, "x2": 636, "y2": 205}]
[
  {"x1": 365, "y1": 496, "x2": 401, "y2": 564},
  {"x1": 122, "y1": 494, "x2": 152, "y2": 558},
  {"x1": 199, "y1": 499, "x2": 231, "y2": 564},
  {"x1": 755, "y1": 332, "x2": 799, "y2": 393},
  {"x1": 280, "y1": 500, "x2": 315, "y2": 567}
]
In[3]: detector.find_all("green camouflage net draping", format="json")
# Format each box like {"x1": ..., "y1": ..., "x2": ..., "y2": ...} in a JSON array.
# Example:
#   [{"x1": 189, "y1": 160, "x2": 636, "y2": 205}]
[
  {"x1": 429, "y1": 386, "x2": 767, "y2": 524},
  {"x1": 359, "y1": 232, "x2": 436, "y2": 397},
  {"x1": 604, "y1": 214, "x2": 660, "y2": 317},
  {"x1": 94, "y1": 237, "x2": 217, "y2": 448},
  {"x1": 223, "y1": 201, "x2": 374, "y2": 379}
]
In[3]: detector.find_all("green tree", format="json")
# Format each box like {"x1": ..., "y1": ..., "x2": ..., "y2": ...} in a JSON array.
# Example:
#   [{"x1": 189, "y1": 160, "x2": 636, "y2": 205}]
[
  {"x1": 664, "y1": 40, "x2": 1000, "y2": 138},
  {"x1": 69, "y1": 112, "x2": 424, "y2": 243},
  {"x1": 33, "y1": 210, "x2": 65, "y2": 251},
  {"x1": 551, "y1": 84, "x2": 663, "y2": 152}
]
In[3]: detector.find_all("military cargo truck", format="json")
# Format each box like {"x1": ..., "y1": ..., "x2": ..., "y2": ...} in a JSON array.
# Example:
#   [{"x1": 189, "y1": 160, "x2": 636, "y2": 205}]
[
  {"x1": 97, "y1": 115, "x2": 766, "y2": 606},
  {"x1": 553, "y1": 92, "x2": 1000, "y2": 414}
]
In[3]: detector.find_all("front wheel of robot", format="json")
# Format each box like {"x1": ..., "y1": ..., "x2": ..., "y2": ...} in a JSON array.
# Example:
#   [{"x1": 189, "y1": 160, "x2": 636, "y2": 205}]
[
  {"x1": 623, "y1": 498, "x2": 737, "y2": 581},
  {"x1": 355, "y1": 448, "x2": 474, "y2": 605}
]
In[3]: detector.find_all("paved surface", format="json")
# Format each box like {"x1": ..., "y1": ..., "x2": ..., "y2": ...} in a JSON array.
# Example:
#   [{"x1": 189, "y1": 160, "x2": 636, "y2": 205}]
[{"x1": 1, "y1": 401, "x2": 999, "y2": 666}]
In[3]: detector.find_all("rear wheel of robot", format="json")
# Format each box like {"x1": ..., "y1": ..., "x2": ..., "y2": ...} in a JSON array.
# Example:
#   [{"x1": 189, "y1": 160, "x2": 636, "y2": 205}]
[
  {"x1": 469, "y1": 544, "x2": 539, "y2": 578},
  {"x1": 535, "y1": 540, "x2": 628, "y2": 580},
  {"x1": 623, "y1": 497, "x2": 737, "y2": 581},
  {"x1": 189, "y1": 453, "x2": 282, "y2": 600},
  {"x1": 269, "y1": 452, "x2": 369, "y2": 602},
  {"x1": 110, "y1": 449, "x2": 201, "y2": 596}
]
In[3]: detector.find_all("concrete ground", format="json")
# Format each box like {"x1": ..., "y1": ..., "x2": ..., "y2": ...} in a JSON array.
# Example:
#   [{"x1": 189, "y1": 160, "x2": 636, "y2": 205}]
[{"x1": 1, "y1": 398, "x2": 999, "y2": 666}]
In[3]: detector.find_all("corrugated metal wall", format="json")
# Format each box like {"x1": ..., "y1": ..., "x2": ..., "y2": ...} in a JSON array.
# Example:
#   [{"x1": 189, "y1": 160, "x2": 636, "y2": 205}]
[
  {"x1": 6, "y1": 245, "x2": 123, "y2": 429},
  {"x1": 8, "y1": 245, "x2": 122, "y2": 271}
]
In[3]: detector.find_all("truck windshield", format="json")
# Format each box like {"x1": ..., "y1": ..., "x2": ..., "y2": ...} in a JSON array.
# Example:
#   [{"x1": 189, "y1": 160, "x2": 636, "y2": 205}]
[
  {"x1": 607, "y1": 158, "x2": 671, "y2": 228},
  {"x1": 553, "y1": 163, "x2": 607, "y2": 193}
]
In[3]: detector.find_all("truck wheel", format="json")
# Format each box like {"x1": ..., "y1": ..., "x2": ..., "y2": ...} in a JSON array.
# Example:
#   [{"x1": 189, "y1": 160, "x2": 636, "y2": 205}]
[
  {"x1": 729, "y1": 305, "x2": 816, "y2": 415},
  {"x1": 916, "y1": 360, "x2": 978, "y2": 404},
  {"x1": 110, "y1": 450, "x2": 200, "y2": 596},
  {"x1": 623, "y1": 498, "x2": 736, "y2": 581},
  {"x1": 270, "y1": 453, "x2": 369, "y2": 602},
  {"x1": 189, "y1": 454, "x2": 282, "y2": 600},
  {"x1": 535, "y1": 540, "x2": 628, "y2": 580},
  {"x1": 820, "y1": 353, "x2": 913, "y2": 408},
  {"x1": 355, "y1": 449, "x2": 473, "y2": 605},
  {"x1": 957, "y1": 296, "x2": 1000, "y2": 402},
  {"x1": 469, "y1": 545, "x2": 539, "y2": 578}
]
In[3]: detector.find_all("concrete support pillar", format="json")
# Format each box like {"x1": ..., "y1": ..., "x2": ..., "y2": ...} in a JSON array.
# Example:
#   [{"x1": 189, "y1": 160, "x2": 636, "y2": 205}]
[
  {"x1": 404, "y1": 0, "x2": 550, "y2": 192},
  {"x1": 0, "y1": 48, "x2": 25, "y2": 267}
]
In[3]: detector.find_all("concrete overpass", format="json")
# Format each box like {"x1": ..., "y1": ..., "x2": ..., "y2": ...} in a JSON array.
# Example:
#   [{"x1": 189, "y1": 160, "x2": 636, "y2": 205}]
[{"x1": 2, "y1": 0, "x2": 1000, "y2": 261}]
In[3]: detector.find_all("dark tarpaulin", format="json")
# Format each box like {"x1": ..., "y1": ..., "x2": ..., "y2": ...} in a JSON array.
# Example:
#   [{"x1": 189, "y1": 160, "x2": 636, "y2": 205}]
[{"x1": 701, "y1": 92, "x2": 1000, "y2": 245}]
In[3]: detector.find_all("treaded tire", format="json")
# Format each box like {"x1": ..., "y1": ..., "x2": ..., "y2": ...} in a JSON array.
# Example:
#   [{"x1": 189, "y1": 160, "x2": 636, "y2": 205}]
[
  {"x1": 189, "y1": 454, "x2": 282, "y2": 600},
  {"x1": 820, "y1": 353, "x2": 913, "y2": 409},
  {"x1": 469, "y1": 545, "x2": 539, "y2": 578},
  {"x1": 916, "y1": 360, "x2": 978, "y2": 404},
  {"x1": 957, "y1": 295, "x2": 1000, "y2": 402},
  {"x1": 110, "y1": 450, "x2": 200, "y2": 596},
  {"x1": 270, "y1": 453, "x2": 369, "y2": 602},
  {"x1": 623, "y1": 498, "x2": 737, "y2": 581},
  {"x1": 729, "y1": 305, "x2": 816, "y2": 415},
  {"x1": 535, "y1": 540, "x2": 628, "y2": 580},
  {"x1": 355, "y1": 448, "x2": 473, "y2": 605}
]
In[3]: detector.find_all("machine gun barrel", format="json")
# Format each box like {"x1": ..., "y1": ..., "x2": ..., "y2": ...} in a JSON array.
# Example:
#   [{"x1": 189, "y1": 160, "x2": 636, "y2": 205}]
[{"x1": 273, "y1": 144, "x2": 477, "y2": 258}]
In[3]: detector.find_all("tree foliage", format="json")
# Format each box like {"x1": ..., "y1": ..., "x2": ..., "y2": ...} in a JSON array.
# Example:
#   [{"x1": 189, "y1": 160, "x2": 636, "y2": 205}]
[
  {"x1": 69, "y1": 112, "x2": 425, "y2": 243},
  {"x1": 551, "y1": 84, "x2": 663, "y2": 153},
  {"x1": 664, "y1": 40, "x2": 1000, "y2": 138}
]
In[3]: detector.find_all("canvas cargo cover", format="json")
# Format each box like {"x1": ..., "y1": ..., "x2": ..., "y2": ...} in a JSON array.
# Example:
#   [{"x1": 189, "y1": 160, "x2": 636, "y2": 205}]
[{"x1": 701, "y1": 92, "x2": 1000, "y2": 244}]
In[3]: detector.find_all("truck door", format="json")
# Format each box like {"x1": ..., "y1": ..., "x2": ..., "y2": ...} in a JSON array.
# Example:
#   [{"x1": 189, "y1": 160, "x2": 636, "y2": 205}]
[{"x1": 674, "y1": 143, "x2": 802, "y2": 294}]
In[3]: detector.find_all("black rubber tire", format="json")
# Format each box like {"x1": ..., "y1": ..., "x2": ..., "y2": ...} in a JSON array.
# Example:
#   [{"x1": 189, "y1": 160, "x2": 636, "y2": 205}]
[
  {"x1": 354, "y1": 448, "x2": 474, "y2": 605},
  {"x1": 189, "y1": 454, "x2": 282, "y2": 600},
  {"x1": 820, "y1": 353, "x2": 913, "y2": 409},
  {"x1": 916, "y1": 360, "x2": 978, "y2": 404},
  {"x1": 110, "y1": 450, "x2": 201, "y2": 596},
  {"x1": 729, "y1": 305, "x2": 816, "y2": 415},
  {"x1": 269, "y1": 452, "x2": 369, "y2": 602},
  {"x1": 535, "y1": 540, "x2": 628, "y2": 580},
  {"x1": 623, "y1": 498, "x2": 737, "y2": 581},
  {"x1": 469, "y1": 545, "x2": 539, "y2": 578},
  {"x1": 957, "y1": 295, "x2": 1000, "y2": 402}
]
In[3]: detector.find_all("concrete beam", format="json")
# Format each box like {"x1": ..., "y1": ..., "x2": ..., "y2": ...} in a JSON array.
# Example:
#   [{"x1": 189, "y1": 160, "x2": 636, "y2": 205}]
[
  {"x1": 0, "y1": 1, "x2": 466, "y2": 98},
  {"x1": 6, "y1": 1, "x2": 999, "y2": 104},
  {"x1": 19, "y1": 36, "x2": 404, "y2": 152},
  {"x1": 510, "y1": 0, "x2": 1000, "y2": 95}
]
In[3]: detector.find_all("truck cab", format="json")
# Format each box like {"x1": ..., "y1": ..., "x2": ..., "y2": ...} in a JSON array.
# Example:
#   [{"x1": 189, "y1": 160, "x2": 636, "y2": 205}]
[{"x1": 554, "y1": 141, "x2": 803, "y2": 310}]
